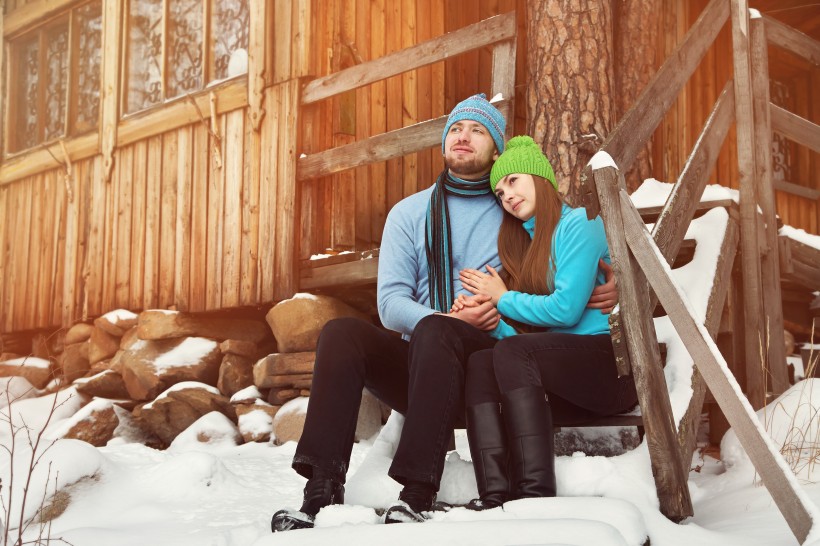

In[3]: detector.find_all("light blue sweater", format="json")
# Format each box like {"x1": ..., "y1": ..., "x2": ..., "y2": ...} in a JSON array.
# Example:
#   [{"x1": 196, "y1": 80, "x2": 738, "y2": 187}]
[
  {"x1": 377, "y1": 186, "x2": 507, "y2": 337},
  {"x1": 494, "y1": 203, "x2": 611, "y2": 338}
]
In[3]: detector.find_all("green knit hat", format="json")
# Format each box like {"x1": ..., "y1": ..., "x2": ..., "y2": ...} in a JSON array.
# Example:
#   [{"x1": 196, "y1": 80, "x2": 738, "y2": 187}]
[{"x1": 490, "y1": 135, "x2": 557, "y2": 192}]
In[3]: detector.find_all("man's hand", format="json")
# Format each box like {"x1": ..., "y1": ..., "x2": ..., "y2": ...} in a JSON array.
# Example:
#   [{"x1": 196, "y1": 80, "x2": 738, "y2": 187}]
[
  {"x1": 447, "y1": 294, "x2": 500, "y2": 331},
  {"x1": 587, "y1": 259, "x2": 618, "y2": 314}
]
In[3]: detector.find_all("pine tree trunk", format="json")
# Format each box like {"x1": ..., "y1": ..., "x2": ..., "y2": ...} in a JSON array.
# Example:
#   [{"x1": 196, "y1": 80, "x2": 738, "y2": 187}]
[
  {"x1": 525, "y1": 0, "x2": 615, "y2": 193},
  {"x1": 614, "y1": 0, "x2": 660, "y2": 191}
]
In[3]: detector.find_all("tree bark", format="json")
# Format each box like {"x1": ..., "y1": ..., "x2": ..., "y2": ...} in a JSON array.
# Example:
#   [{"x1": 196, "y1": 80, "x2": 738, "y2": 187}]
[
  {"x1": 614, "y1": 0, "x2": 660, "y2": 191},
  {"x1": 526, "y1": 0, "x2": 615, "y2": 193}
]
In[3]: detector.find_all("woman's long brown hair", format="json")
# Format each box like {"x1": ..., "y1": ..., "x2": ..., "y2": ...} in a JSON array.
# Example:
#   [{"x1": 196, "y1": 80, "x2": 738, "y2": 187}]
[{"x1": 498, "y1": 175, "x2": 563, "y2": 297}]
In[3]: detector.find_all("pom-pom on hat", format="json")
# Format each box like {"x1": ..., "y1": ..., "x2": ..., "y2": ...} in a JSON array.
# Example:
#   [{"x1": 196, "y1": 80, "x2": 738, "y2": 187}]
[
  {"x1": 441, "y1": 93, "x2": 506, "y2": 155},
  {"x1": 490, "y1": 136, "x2": 557, "y2": 192}
]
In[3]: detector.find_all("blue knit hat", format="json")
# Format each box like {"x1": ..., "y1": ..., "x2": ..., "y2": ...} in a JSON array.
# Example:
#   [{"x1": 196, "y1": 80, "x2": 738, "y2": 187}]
[{"x1": 441, "y1": 94, "x2": 506, "y2": 155}]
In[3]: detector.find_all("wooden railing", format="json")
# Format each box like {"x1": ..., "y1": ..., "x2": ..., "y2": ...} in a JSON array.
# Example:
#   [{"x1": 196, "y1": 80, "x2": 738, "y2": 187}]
[{"x1": 296, "y1": 12, "x2": 516, "y2": 183}]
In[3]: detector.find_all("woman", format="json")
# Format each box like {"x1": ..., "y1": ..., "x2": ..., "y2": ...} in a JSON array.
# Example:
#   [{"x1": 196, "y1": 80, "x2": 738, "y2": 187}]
[{"x1": 454, "y1": 136, "x2": 638, "y2": 510}]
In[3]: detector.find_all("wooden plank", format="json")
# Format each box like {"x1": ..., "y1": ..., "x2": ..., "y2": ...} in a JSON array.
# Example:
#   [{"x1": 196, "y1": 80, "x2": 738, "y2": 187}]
[
  {"x1": 290, "y1": 0, "x2": 311, "y2": 78},
  {"x1": 258, "y1": 86, "x2": 278, "y2": 302},
  {"x1": 400, "y1": 0, "x2": 418, "y2": 199},
  {"x1": 101, "y1": 149, "x2": 118, "y2": 312},
  {"x1": 751, "y1": 17, "x2": 789, "y2": 396},
  {"x1": 651, "y1": 83, "x2": 734, "y2": 264},
  {"x1": 50, "y1": 168, "x2": 67, "y2": 326},
  {"x1": 174, "y1": 125, "x2": 193, "y2": 311},
  {"x1": 189, "y1": 123, "x2": 209, "y2": 311},
  {"x1": 771, "y1": 103, "x2": 820, "y2": 154},
  {"x1": 30, "y1": 174, "x2": 45, "y2": 327},
  {"x1": 243, "y1": 111, "x2": 261, "y2": 305},
  {"x1": 301, "y1": 12, "x2": 516, "y2": 105},
  {"x1": 100, "y1": 0, "x2": 121, "y2": 182},
  {"x1": 774, "y1": 180, "x2": 820, "y2": 201},
  {"x1": 300, "y1": 255, "x2": 379, "y2": 290},
  {"x1": 221, "y1": 110, "x2": 244, "y2": 308},
  {"x1": 593, "y1": 165, "x2": 693, "y2": 520},
  {"x1": 490, "y1": 39, "x2": 516, "y2": 115},
  {"x1": 158, "y1": 131, "x2": 178, "y2": 308},
  {"x1": 115, "y1": 145, "x2": 134, "y2": 307},
  {"x1": 763, "y1": 15, "x2": 820, "y2": 66},
  {"x1": 83, "y1": 156, "x2": 105, "y2": 318},
  {"x1": 619, "y1": 190, "x2": 817, "y2": 544},
  {"x1": 206, "y1": 114, "x2": 225, "y2": 310},
  {"x1": 248, "y1": 0, "x2": 267, "y2": 130},
  {"x1": 4, "y1": 184, "x2": 21, "y2": 330},
  {"x1": 1, "y1": 132, "x2": 97, "y2": 186},
  {"x1": 273, "y1": 79, "x2": 300, "y2": 301},
  {"x1": 3, "y1": 0, "x2": 76, "y2": 37},
  {"x1": 384, "y1": 0, "x2": 402, "y2": 210},
  {"x1": 143, "y1": 136, "x2": 162, "y2": 310},
  {"x1": 130, "y1": 140, "x2": 147, "y2": 310},
  {"x1": 679, "y1": 215, "x2": 739, "y2": 473},
  {"x1": 731, "y1": 0, "x2": 766, "y2": 410},
  {"x1": 298, "y1": 100, "x2": 511, "y2": 181},
  {"x1": 272, "y1": 0, "x2": 292, "y2": 83},
  {"x1": 413, "y1": 0, "x2": 432, "y2": 198},
  {"x1": 369, "y1": 0, "x2": 388, "y2": 243},
  {"x1": 0, "y1": 186, "x2": 8, "y2": 330}
]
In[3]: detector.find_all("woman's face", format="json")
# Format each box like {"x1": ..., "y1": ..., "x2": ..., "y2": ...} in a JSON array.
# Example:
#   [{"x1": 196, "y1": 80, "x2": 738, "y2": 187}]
[{"x1": 494, "y1": 173, "x2": 537, "y2": 221}]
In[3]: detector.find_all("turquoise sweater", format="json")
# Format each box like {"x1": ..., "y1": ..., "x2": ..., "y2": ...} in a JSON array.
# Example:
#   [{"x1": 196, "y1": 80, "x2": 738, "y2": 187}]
[{"x1": 491, "y1": 203, "x2": 611, "y2": 339}]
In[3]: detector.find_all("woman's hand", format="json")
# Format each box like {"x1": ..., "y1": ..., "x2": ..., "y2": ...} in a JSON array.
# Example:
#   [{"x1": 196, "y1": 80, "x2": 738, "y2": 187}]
[{"x1": 459, "y1": 265, "x2": 508, "y2": 305}]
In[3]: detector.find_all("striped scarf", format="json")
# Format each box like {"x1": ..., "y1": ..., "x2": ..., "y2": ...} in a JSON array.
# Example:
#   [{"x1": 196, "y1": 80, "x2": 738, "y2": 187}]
[{"x1": 425, "y1": 169, "x2": 493, "y2": 312}]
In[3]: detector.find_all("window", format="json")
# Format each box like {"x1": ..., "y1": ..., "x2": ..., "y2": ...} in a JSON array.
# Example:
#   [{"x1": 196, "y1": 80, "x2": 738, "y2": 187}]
[
  {"x1": 7, "y1": 1, "x2": 102, "y2": 153},
  {"x1": 125, "y1": 0, "x2": 250, "y2": 114}
]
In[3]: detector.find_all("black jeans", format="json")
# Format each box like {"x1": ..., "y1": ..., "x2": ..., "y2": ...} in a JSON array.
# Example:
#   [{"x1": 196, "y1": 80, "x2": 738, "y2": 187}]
[
  {"x1": 465, "y1": 332, "x2": 637, "y2": 425},
  {"x1": 293, "y1": 314, "x2": 496, "y2": 488}
]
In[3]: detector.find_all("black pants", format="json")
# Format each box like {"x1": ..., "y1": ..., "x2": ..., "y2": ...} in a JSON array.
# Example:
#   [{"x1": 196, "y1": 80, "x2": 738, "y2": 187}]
[
  {"x1": 293, "y1": 315, "x2": 496, "y2": 488},
  {"x1": 466, "y1": 332, "x2": 637, "y2": 425}
]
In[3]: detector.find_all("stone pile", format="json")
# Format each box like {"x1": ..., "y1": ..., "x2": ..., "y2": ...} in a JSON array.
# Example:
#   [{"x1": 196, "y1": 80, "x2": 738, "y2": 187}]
[{"x1": 0, "y1": 292, "x2": 388, "y2": 450}]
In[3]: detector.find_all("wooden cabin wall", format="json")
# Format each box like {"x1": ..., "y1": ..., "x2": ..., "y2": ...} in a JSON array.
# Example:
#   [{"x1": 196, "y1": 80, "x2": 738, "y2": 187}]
[{"x1": 298, "y1": 0, "x2": 523, "y2": 259}]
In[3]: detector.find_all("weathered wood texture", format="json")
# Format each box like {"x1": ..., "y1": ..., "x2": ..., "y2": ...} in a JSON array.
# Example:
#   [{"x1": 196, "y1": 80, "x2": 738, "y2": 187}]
[
  {"x1": 593, "y1": 165, "x2": 693, "y2": 521},
  {"x1": 619, "y1": 189, "x2": 817, "y2": 544}
]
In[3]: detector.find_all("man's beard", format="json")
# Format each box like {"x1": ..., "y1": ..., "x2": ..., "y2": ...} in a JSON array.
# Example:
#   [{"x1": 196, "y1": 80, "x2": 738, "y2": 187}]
[{"x1": 445, "y1": 155, "x2": 492, "y2": 178}]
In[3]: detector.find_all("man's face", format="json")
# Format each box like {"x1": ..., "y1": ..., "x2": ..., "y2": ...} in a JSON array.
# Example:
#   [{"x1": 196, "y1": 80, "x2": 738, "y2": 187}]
[{"x1": 443, "y1": 120, "x2": 499, "y2": 179}]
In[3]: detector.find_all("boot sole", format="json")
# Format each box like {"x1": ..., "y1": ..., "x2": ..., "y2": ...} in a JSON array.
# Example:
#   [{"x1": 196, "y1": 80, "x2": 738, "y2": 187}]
[{"x1": 271, "y1": 509, "x2": 315, "y2": 532}]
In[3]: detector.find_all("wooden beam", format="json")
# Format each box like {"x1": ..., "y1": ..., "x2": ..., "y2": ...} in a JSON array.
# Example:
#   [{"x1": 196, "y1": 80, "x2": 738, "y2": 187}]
[
  {"x1": 763, "y1": 15, "x2": 820, "y2": 66},
  {"x1": 651, "y1": 82, "x2": 735, "y2": 265},
  {"x1": 297, "y1": 99, "x2": 511, "y2": 181},
  {"x1": 300, "y1": 255, "x2": 379, "y2": 290},
  {"x1": 751, "y1": 16, "x2": 789, "y2": 396},
  {"x1": 100, "y1": 0, "x2": 122, "y2": 183},
  {"x1": 771, "y1": 103, "x2": 820, "y2": 154},
  {"x1": 0, "y1": 132, "x2": 97, "y2": 185},
  {"x1": 773, "y1": 180, "x2": 820, "y2": 201},
  {"x1": 248, "y1": 0, "x2": 267, "y2": 130},
  {"x1": 491, "y1": 38, "x2": 516, "y2": 142},
  {"x1": 301, "y1": 12, "x2": 515, "y2": 104},
  {"x1": 593, "y1": 165, "x2": 693, "y2": 520},
  {"x1": 3, "y1": 0, "x2": 76, "y2": 37},
  {"x1": 731, "y1": 0, "x2": 766, "y2": 410},
  {"x1": 619, "y1": 190, "x2": 817, "y2": 545}
]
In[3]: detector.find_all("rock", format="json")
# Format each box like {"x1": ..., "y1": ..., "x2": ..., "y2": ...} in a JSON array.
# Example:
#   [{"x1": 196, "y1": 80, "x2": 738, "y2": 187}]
[
  {"x1": 95, "y1": 309, "x2": 138, "y2": 337},
  {"x1": 217, "y1": 354, "x2": 254, "y2": 397},
  {"x1": 137, "y1": 310, "x2": 270, "y2": 344},
  {"x1": 265, "y1": 294, "x2": 369, "y2": 353},
  {"x1": 253, "y1": 353, "x2": 315, "y2": 387},
  {"x1": 219, "y1": 339, "x2": 258, "y2": 358},
  {"x1": 356, "y1": 390, "x2": 383, "y2": 441},
  {"x1": 65, "y1": 323, "x2": 94, "y2": 345},
  {"x1": 60, "y1": 342, "x2": 90, "y2": 383},
  {"x1": 0, "y1": 357, "x2": 53, "y2": 389},
  {"x1": 120, "y1": 327, "x2": 141, "y2": 350},
  {"x1": 267, "y1": 388, "x2": 301, "y2": 405},
  {"x1": 236, "y1": 402, "x2": 280, "y2": 443},
  {"x1": 168, "y1": 411, "x2": 242, "y2": 450},
  {"x1": 230, "y1": 385, "x2": 264, "y2": 404},
  {"x1": 134, "y1": 383, "x2": 236, "y2": 445},
  {"x1": 119, "y1": 337, "x2": 222, "y2": 401},
  {"x1": 259, "y1": 373, "x2": 312, "y2": 390},
  {"x1": 272, "y1": 397, "x2": 309, "y2": 445},
  {"x1": 63, "y1": 403, "x2": 119, "y2": 447},
  {"x1": 31, "y1": 333, "x2": 52, "y2": 359},
  {"x1": 89, "y1": 328, "x2": 121, "y2": 365},
  {"x1": 74, "y1": 370, "x2": 130, "y2": 400}
]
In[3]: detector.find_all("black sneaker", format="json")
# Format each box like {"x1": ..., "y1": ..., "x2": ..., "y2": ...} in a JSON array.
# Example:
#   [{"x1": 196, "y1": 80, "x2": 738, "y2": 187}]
[
  {"x1": 383, "y1": 482, "x2": 436, "y2": 524},
  {"x1": 271, "y1": 470, "x2": 344, "y2": 532},
  {"x1": 465, "y1": 497, "x2": 504, "y2": 511}
]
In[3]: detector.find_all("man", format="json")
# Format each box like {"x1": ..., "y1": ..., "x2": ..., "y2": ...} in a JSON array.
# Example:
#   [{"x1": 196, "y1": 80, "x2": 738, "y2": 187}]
[{"x1": 271, "y1": 94, "x2": 616, "y2": 530}]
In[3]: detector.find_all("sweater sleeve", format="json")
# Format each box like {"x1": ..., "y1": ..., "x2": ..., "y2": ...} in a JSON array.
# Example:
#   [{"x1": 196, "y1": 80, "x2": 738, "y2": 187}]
[
  {"x1": 497, "y1": 211, "x2": 608, "y2": 328},
  {"x1": 377, "y1": 206, "x2": 436, "y2": 336},
  {"x1": 488, "y1": 318, "x2": 518, "y2": 340}
]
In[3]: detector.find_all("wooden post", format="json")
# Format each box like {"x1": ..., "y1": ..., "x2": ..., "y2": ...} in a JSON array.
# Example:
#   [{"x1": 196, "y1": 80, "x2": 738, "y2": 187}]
[
  {"x1": 619, "y1": 190, "x2": 817, "y2": 544},
  {"x1": 730, "y1": 0, "x2": 767, "y2": 409},
  {"x1": 491, "y1": 37, "x2": 516, "y2": 141},
  {"x1": 593, "y1": 164, "x2": 693, "y2": 520},
  {"x1": 100, "y1": 0, "x2": 122, "y2": 182},
  {"x1": 248, "y1": 0, "x2": 268, "y2": 131},
  {"x1": 750, "y1": 15, "x2": 789, "y2": 395}
]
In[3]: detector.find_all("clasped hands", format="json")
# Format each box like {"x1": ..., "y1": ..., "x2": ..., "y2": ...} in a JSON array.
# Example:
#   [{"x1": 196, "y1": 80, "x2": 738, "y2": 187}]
[{"x1": 445, "y1": 259, "x2": 618, "y2": 331}]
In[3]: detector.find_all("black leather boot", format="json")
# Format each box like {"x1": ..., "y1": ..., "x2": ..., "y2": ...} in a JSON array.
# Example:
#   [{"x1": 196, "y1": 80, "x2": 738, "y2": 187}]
[
  {"x1": 465, "y1": 402, "x2": 510, "y2": 510},
  {"x1": 502, "y1": 386, "x2": 556, "y2": 498},
  {"x1": 271, "y1": 467, "x2": 344, "y2": 532}
]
